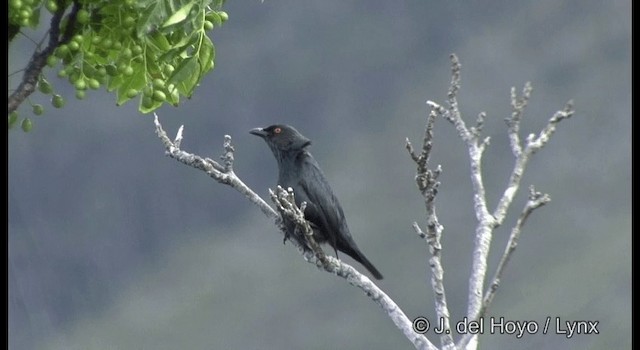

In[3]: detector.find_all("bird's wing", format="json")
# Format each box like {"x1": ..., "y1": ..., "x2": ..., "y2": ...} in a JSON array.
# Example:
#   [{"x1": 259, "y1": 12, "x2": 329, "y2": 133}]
[
  {"x1": 297, "y1": 153, "x2": 384, "y2": 280},
  {"x1": 297, "y1": 155, "x2": 351, "y2": 243}
]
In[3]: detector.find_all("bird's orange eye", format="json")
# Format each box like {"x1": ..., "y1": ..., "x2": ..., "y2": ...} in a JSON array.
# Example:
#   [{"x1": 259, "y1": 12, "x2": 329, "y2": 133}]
[{"x1": 274, "y1": 127, "x2": 282, "y2": 134}]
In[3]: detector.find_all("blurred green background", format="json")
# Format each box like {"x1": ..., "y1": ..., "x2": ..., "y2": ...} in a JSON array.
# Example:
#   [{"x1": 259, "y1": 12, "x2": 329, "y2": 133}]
[{"x1": 9, "y1": 1, "x2": 630, "y2": 349}]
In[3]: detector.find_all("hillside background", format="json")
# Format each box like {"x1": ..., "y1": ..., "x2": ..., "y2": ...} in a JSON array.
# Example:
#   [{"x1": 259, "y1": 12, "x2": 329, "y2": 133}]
[{"x1": 9, "y1": 1, "x2": 631, "y2": 349}]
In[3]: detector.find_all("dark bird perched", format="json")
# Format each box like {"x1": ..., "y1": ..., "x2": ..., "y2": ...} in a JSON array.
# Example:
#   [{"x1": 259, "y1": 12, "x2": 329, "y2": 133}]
[{"x1": 250, "y1": 124, "x2": 383, "y2": 280}]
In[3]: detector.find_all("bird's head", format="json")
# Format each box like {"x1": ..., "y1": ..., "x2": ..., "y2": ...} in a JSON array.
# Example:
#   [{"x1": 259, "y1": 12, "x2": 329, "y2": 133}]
[{"x1": 250, "y1": 124, "x2": 311, "y2": 154}]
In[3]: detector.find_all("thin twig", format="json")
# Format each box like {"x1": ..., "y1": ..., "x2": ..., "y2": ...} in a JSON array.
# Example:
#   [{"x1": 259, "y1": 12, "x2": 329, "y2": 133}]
[
  {"x1": 406, "y1": 105, "x2": 454, "y2": 349},
  {"x1": 153, "y1": 114, "x2": 278, "y2": 221},
  {"x1": 493, "y1": 99, "x2": 574, "y2": 224}
]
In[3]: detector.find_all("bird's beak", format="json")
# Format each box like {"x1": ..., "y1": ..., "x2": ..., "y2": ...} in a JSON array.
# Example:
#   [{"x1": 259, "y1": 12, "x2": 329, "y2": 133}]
[{"x1": 249, "y1": 127, "x2": 268, "y2": 138}]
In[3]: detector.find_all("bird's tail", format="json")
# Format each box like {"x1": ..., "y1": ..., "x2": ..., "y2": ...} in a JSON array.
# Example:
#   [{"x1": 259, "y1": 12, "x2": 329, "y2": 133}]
[
  {"x1": 356, "y1": 253, "x2": 384, "y2": 280},
  {"x1": 341, "y1": 244, "x2": 383, "y2": 280}
]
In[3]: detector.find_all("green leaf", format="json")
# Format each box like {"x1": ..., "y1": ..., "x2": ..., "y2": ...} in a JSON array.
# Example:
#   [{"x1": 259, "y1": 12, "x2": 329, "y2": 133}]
[
  {"x1": 166, "y1": 85, "x2": 180, "y2": 106},
  {"x1": 146, "y1": 32, "x2": 172, "y2": 51},
  {"x1": 158, "y1": 32, "x2": 197, "y2": 62},
  {"x1": 169, "y1": 56, "x2": 200, "y2": 96},
  {"x1": 116, "y1": 65, "x2": 147, "y2": 106},
  {"x1": 136, "y1": 2, "x2": 159, "y2": 37},
  {"x1": 162, "y1": 2, "x2": 195, "y2": 27},
  {"x1": 198, "y1": 35, "x2": 215, "y2": 75},
  {"x1": 107, "y1": 74, "x2": 124, "y2": 92}
]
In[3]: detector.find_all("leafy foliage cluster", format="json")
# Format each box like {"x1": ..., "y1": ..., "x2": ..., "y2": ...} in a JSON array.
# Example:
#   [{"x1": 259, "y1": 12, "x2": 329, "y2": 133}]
[{"x1": 9, "y1": 0, "x2": 228, "y2": 132}]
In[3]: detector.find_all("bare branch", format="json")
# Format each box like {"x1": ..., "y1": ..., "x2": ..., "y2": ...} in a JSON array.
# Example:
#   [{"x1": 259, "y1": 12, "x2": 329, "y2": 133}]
[
  {"x1": 222, "y1": 135, "x2": 235, "y2": 172},
  {"x1": 174, "y1": 125, "x2": 184, "y2": 148},
  {"x1": 154, "y1": 115, "x2": 435, "y2": 350},
  {"x1": 457, "y1": 186, "x2": 550, "y2": 349},
  {"x1": 493, "y1": 99, "x2": 574, "y2": 224},
  {"x1": 429, "y1": 55, "x2": 573, "y2": 350},
  {"x1": 483, "y1": 186, "x2": 550, "y2": 314},
  {"x1": 527, "y1": 100, "x2": 575, "y2": 153},
  {"x1": 447, "y1": 53, "x2": 461, "y2": 116},
  {"x1": 431, "y1": 58, "x2": 495, "y2": 332},
  {"x1": 153, "y1": 114, "x2": 278, "y2": 221},
  {"x1": 440, "y1": 55, "x2": 473, "y2": 144},
  {"x1": 505, "y1": 82, "x2": 533, "y2": 157},
  {"x1": 407, "y1": 105, "x2": 454, "y2": 349},
  {"x1": 405, "y1": 138, "x2": 420, "y2": 163},
  {"x1": 470, "y1": 112, "x2": 486, "y2": 139},
  {"x1": 412, "y1": 222, "x2": 426, "y2": 239},
  {"x1": 268, "y1": 185, "x2": 436, "y2": 350},
  {"x1": 269, "y1": 186, "x2": 329, "y2": 266}
]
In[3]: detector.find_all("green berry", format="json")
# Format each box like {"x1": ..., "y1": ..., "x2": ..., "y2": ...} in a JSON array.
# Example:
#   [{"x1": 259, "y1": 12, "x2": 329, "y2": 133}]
[
  {"x1": 45, "y1": 0, "x2": 58, "y2": 13},
  {"x1": 32, "y1": 104, "x2": 44, "y2": 115},
  {"x1": 38, "y1": 79, "x2": 53, "y2": 94},
  {"x1": 152, "y1": 78, "x2": 165, "y2": 89},
  {"x1": 9, "y1": 0, "x2": 22, "y2": 10},
  {"x1": 96, "y1": 66, "x2": 107, "y2": 76},
  {"x1": 132, "y1": 45, "x2": 143, "y2": 55},
  {"x1": 75, "y1": 79, "x2": 87, "y2": 90},
  {"x1": 101, "y1": 38, "x2": 113, "y2": 49},
  {"x1": 152, "y1": 90, "x2": 166, "y2": 102},
  {"x1": 163, "y1": 64, "x2": 175, "y2": 75},
  {"x1": 121, "y1": 47, "x2": 132, "y2": 59},
  {"x1": 68, "y1": 41, "x2": 80, "y2": 51},
  {"x1": 21, "y1": 118, "x2": 33, "y2": 132},
  {"x1": 142, "y1": 96, "x2": 154, "y2": 109},
  {"x1": 9, "y1": 111, "x2": 19, "y2": 128},
  {"x1": 204, "y1": 20, "x2": 214, "y2": 31},
  {"x1": 75, "y1": 90, "x2": 86, "y2": 99},
  {"x1": 52, "y1": 94, "x2": 65, "y2": 108},
  {"x1": 77, "y1": 9, "x2": 90, "y2": 24},
  {"x1": 55, "y1": 44, "x2": 70, "y2": 57},
  {"x1": 105, "y1": 65, "x2": 118, "y2": 76},
  {"x1": 218, "y1": 11, "x2": 228, "y2": 22},
  {"x1": 126, "y1": 88, "x2": 139, "y2": 98},
  {"x1": 206, "y1": 12, "x2": 221, "y2": 27},
  {"x1": 88, "y1": 79, "x2": 100, "y2": 89},
  {"x1": 46, "y1": 55, "x2": 58, "y2": 67},
  {"x1": 20, "y1": 9, "x2": 31, "y2": 20},
  {"x1": 123, "y1": 66, "x2": 134, "y2": 76}
]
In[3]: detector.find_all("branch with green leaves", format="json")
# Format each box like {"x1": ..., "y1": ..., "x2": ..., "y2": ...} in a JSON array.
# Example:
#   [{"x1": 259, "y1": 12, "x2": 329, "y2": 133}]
[{"x1": 9, "y1": 0, "x2": 228, "y2": 132}]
